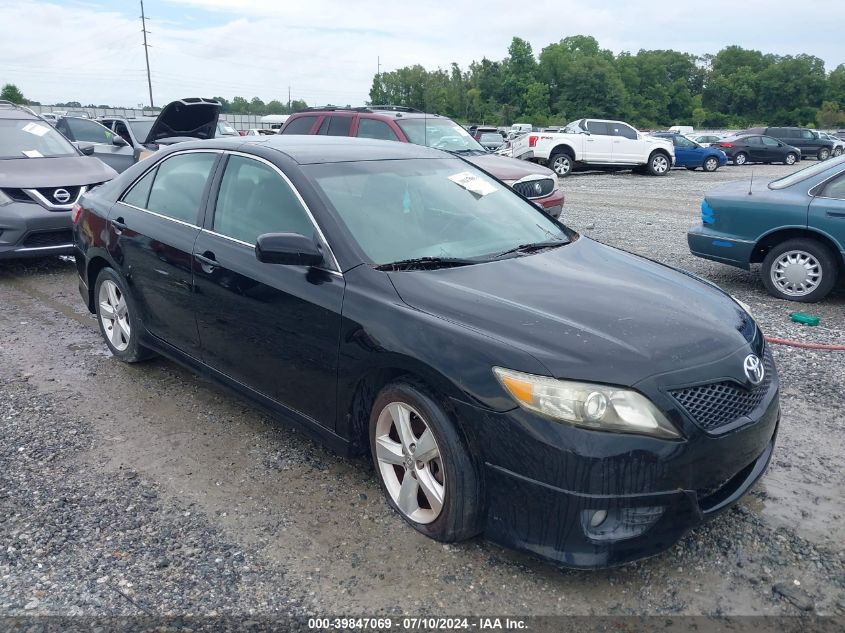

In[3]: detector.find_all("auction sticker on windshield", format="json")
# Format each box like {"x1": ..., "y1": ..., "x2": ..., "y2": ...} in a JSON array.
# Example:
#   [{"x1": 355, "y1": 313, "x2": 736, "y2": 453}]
[
  {"x1": 22, "y1": 122, "x2": 50, "y2": 136},
  {"x1": 448, "y1": 171, "x2": 498, "y2": 196}
]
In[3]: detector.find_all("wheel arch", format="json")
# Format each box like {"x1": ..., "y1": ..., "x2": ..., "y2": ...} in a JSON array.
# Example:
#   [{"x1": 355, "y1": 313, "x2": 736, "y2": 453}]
[
  {"x1": 343, "y1": 359, "x2": 479, "y2": 459},
  {"x1": 85, "y1": 253, "x2": 115, "y2": 313},
  {"x1": 550, "y1": 143, "x2": 576, "y2": 160},
  {"x1": 751, "y1": 227, "x2": 845, "y2": 268}
]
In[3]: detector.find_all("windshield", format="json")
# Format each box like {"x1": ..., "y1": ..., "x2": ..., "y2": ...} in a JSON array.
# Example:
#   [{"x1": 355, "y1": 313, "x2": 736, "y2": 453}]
[
  {"x1": 769, "y1": 154, "x2": 845, "y2": 190},
  {"x1": 128, "y1": 120, "x2": 154, "y2": 140},
  {"x1": 0, "y1": 119, "x2": 78, "y2": 159},
  {"x1": 396, "y1": 118, "x2": 486, "y2": 152},
  {"x1": 305, "y1": 158, "x2": 569, "y2": 266}
]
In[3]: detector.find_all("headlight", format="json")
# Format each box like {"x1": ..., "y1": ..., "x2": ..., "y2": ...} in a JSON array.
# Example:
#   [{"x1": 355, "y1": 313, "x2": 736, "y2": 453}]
[
  {"x1": 0, "y1": 189, "x2": 12, "y2": 206},
  {"x1": 493, "y1": 367, "x2": 680, "y2": 439}
]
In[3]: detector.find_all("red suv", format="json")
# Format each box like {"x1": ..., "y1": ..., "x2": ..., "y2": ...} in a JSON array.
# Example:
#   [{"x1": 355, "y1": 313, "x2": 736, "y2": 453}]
[{"x1": 280, "y1": 106, "x2": 564, "y2": 218}]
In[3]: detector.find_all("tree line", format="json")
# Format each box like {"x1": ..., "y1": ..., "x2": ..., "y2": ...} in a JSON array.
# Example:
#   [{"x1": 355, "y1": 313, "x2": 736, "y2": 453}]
[
  {"x1": 0, "y1": 84, "x2": 311, "y2": 116},
  {"x1": 367, "y1": 36, "x2": 845, "y2": 129}
]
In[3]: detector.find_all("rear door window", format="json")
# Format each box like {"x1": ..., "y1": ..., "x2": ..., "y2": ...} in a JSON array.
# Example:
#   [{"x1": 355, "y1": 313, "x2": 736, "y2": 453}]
[
  {"x1": 122, "y1": 168, "x2": 157, "y2": 208},
  {"x1": 145, "y1": 152, "x2": 218, "y2": 224},
  {"x1": 356, "y1": 118, "x2": 399, "y2": 141},
  {"x1": 610, "y1": 123, "x2": 638, "y2": 139},
  {"x1": 317, "y1": 116, "x2": 353, "y2": 137},
  {"x1": 821, "y1": 173, "x2": 845, "y2": 200},
  {"x1": 281, "y1": 115, "x2": 319, "y2": 135}
]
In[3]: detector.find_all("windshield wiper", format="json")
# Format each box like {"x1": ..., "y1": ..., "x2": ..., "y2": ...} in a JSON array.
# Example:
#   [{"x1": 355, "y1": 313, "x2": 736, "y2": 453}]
[
  {"x1": 374, "y1": 256, "x2": 481, "y2": 272},
  {"x1": 491, "y1": 240, "x2": 567, "y2": 259}
]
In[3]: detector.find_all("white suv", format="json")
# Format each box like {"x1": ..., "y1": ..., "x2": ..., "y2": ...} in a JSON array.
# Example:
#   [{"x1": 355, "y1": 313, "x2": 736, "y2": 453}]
[{"x1": 512, "y1": 118, "x2": 675, "y2": 177}]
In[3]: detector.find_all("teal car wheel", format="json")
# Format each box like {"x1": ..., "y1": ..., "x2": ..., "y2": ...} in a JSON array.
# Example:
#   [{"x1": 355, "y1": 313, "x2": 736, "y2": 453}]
[{"x1": 761, "y1": 238, "x2": 838, "y2": 302}]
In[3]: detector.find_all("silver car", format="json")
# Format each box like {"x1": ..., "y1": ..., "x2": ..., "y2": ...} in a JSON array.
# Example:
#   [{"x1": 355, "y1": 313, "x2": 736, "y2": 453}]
[{"x1": 0, "y1": 102, "x2": 116, "y2": 259}]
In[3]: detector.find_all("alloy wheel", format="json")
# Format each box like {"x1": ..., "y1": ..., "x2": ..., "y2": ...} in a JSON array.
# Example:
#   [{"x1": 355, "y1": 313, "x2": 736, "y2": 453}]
[
  {"x1": 98, "y1": 279, "x2": 131, "y2": 352},
  {"x1": 704, "y1": 157, "x2": 718, "y2": 172},
  {"x1": 553, "y1": 155, "x2": 571, "y2": 176},
  {"x1": 771, "y1": 250, "x2": 822, "y2": 297},
  {"x1": 652, "y1": 155, "x2": 669, "y2": 174},
  {"x1": 735, "y1": 153, "x2": 747, "y2": 165},
  {"x1": 374, "y1": 402, "x2": 445, "y2": 524},
  {"x1": 785, "y1": 153, "x2": 797, "y2": 165}
]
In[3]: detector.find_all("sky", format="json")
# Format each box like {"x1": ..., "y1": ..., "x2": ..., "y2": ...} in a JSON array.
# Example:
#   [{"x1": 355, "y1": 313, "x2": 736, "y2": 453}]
[{"x1": 1, "y1": 0, "x2": 843, "y2": 108}]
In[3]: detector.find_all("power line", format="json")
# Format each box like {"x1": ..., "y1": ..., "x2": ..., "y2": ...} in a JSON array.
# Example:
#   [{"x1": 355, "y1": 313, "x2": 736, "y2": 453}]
[{"x1": 140, "y1": 0, "x2": 154, "y2": 108}]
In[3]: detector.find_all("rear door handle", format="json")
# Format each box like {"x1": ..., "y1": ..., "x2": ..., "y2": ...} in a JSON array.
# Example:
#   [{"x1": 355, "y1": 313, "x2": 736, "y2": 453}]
[
  {"x1": 826, "y1": 211, "x2": 845, "y2": 218},
  {"x1": 111, "y1": 217, "x2": 126, "y2": 232}
]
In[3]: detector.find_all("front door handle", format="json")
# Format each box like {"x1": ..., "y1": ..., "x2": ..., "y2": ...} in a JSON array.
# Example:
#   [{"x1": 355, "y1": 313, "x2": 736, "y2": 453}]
[
  {"x1": 826, "y1": 211, "x2": 845, "y2": 218},
  {"x1": 195, "y1": 251, "x2": 219, "y2": 270},
  {"x1": 111, "y1": 217, "x2": 126, "y2": 232}
]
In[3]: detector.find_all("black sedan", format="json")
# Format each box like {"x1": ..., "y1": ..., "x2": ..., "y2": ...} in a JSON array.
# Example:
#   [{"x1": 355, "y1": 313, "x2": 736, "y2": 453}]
[
  {"x1": 72, "y1": 135, "x2": 779, "y2": 568},
  {"x1": 714, "y1": 134, "x2": 801, "y2": 166}
]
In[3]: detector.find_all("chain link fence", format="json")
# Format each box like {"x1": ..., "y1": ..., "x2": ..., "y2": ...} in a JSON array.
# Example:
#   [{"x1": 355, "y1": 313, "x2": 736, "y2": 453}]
[{"x1": 26, "y1": 105, "x2": 273, "y2": 131}]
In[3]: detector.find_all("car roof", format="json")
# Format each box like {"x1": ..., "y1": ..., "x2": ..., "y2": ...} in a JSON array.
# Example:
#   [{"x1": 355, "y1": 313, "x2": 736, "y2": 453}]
[
  {"x1": 292, "y1": 107, "x2": 446, "y2": 122},
  {"x1": 0, "y1": 105, "x2": 39, "y2": 120},
  {"x1": 168, "y1": 135, "x2": 449, "y2": 165}
]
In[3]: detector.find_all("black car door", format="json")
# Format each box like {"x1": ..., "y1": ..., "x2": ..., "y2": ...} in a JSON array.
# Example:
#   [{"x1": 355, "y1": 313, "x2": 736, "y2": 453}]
[
  {"x1": 110, "y1": 150, "x2": 221, "y2": 357},
  {"x1": 744, "y1": 136, "x2": 766, "y2": 162},
  {"x1": 191, "y1": 152, "x2": 345, "y2": 431},
  {"x1": 761, "y1": 136, "x2": 782, "y2": 162}
]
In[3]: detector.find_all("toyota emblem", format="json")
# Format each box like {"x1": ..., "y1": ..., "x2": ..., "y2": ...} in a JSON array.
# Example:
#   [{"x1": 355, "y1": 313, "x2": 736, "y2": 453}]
[
  {"x1": 53, "y1": 188, "x2": 71, "y2": 204},
  {"x1": 743, "y1": 354, "x2": 765, "y2": 386}
]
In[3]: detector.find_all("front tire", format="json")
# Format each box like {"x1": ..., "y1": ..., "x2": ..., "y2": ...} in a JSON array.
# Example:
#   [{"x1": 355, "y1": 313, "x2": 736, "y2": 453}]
[
  {"x1": 94, "y1": 268, "x2": 154, "y2": 362},
  {"x1": 647, "y1": 151, "x2": 670, "y2": 176},
  {"x1": 734, "y1": 152, "x2": 748, "y2": 166},
  {"x1": 833, "y1": 147, "x2": 843, "y2": 157},
  {"x1": 818, "y1": 148, "x2": 831, "y2": 161},
  {"x1": 369, "y1": 382, "x2": 483, "y2": 542},
  {"x1": 784, "y1": 152, "x2": 798, "y2": 165},
  {"x1": 549, "y1": 151, "x2": 573, "y2": 177},
  {"x1": 761, "y1": 238, "x2": 838, "y2": 302},
  {"x1": 703, "y1": 156, "x2": 720, "y2": 172}
]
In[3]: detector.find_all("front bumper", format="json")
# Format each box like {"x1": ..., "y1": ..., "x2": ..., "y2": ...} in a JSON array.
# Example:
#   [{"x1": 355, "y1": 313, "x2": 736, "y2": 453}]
[
  {"x1": 452, "y1": 358, "x2": 779, "y2": 568},
  {"x1": 533, "y1": 188, "x2": 565, "y2": 219},
  {"x1": 0, "y1": 201, "x2": 74, "y2": 260}
]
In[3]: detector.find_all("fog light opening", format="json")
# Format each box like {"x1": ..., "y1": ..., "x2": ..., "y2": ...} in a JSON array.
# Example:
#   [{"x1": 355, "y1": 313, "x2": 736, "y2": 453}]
[{"x1": 588, "y1": 509, "x2": 607, "y2": 528}]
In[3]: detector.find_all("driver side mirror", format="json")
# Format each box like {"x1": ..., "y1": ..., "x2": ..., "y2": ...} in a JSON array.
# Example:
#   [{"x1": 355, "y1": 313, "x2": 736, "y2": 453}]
[
  {"x1": 112, "y1": 135, "x2": 128, "y2": 146},
  {"x1": 74, "y1": 142, "x2": 95, "y2": 156},
  {"x1": 255, "y1": 232, "x2": 324, "y2": 266}
]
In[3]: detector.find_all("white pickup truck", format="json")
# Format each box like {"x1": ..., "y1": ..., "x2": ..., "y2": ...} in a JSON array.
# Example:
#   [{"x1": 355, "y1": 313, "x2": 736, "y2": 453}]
[{"x1": 512, "y1": 118, "x2": 675, "y2": 177}]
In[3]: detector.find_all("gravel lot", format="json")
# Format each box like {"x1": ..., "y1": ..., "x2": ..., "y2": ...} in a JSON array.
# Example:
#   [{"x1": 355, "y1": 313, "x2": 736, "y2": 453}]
[{"x1": 0, "y1": 161, "x2": 843, "y2": 620}]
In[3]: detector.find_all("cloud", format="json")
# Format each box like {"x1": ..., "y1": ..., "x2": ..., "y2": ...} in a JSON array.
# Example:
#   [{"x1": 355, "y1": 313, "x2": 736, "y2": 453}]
[{"x1": 0, "y1": 0, "x2": 841, "y2": 108}]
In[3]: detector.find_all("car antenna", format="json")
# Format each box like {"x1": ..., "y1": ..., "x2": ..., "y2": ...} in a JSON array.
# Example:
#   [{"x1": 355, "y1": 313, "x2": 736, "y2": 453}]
[{"x1": 748, "y1": 170, "x2": 754, "y2": 195}]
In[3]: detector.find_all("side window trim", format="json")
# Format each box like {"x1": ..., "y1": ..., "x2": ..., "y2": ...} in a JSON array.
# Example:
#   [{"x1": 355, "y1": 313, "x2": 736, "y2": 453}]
[
  {"x1": 206, "y1": 151, "x2": 342, "y2": 274},
  {"x1": 118, "y1": 149, "x2": 222, "y2": 228}
]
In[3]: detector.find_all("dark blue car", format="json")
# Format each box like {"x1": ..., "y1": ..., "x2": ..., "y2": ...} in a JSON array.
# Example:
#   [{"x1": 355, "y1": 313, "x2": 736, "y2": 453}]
[
  {"x1": 688, "y1": 155, "x2": 845, "y2": 301},
  {"x1": 653, "y1": 132, "x2": 727, "y2": 172}
]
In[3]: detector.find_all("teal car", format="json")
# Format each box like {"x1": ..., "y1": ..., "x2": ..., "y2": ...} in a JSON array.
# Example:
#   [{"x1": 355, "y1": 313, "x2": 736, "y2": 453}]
[{"x1": 688, "y1": 156, "x2": 845, "y2": 302}]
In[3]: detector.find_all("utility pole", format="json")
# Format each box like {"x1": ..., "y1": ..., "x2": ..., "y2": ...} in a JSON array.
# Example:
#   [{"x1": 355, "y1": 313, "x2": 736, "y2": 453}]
[
  {"x1": 287, "y1": 86, "x2": 291, "y2": 112},
  {"x1": 140, "y1": 0, "x2": 154, "y2": 109}
]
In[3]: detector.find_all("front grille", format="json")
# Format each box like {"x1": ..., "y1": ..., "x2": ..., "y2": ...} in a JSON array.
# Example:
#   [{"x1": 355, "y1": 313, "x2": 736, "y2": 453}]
[
  {"x1": 32, "y1": 185, "x2": 83, "y2": 207},
  {"x1": 22, "y1": 230, "x2": 73, "y2": 247},
  {"x1": 512, "y1": 177, "x2": 555, "y2": 199},
  {"x1": 1, "y1": 188, "x2": 33, "y2": 202},
  {"x1": 670, "y1": 348, "x2": 774, "y2": 433}
]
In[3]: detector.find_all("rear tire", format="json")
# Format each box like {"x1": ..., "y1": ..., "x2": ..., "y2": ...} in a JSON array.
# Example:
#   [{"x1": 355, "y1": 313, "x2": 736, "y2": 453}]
[
  {"x1": 94, "y1": 268, "x2": 155, "y2": 363},
  {"x1": 549, "y1": 151, "x2": 573, "y2": 177},
  {"x1": 761, "y1": 238, "x2": 838, "y2": 302},
  {"x1": 734, "y1": 152, "x2": 748, "y2": 166},
  {"x1": 647, "y1": 151, "x2": 670, "y2": 176},
  {"x1": 784, "y1": 153, "x2": 798, "y2": 165},
  {"x1": 818, "y1": 148, "x2": 831, "y2": 161},
  {"x1": 369, "y1": 381, "x2": 483, "y2": 543}
]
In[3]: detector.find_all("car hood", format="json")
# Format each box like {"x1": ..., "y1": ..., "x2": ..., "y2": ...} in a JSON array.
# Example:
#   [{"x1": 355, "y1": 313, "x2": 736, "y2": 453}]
[
  {"x1": 464, "y1": 153, "x2": 556, "y2": 180},
  {"x1": 144, "y1": 98, "x2": 221, "y2": 145},
  {"x1": 0, "y1": 155, "x2": 117, "y2": 188},
  {"x1": 388, "y1": 238, "x2": 752, "y2": 386}
]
